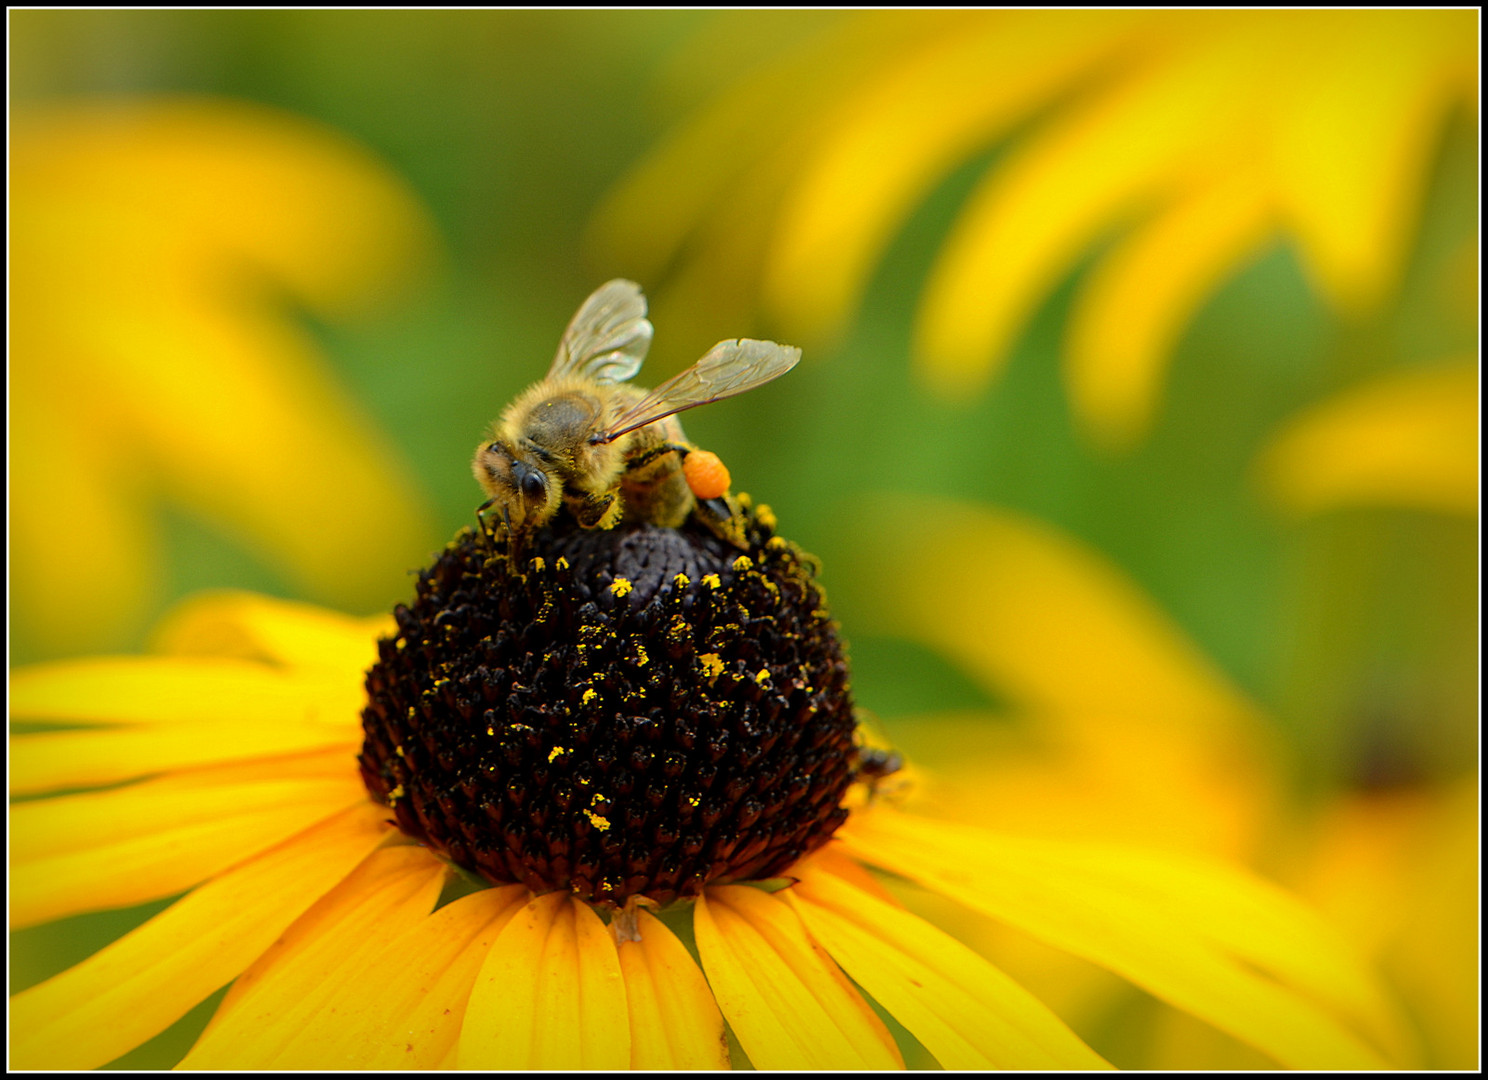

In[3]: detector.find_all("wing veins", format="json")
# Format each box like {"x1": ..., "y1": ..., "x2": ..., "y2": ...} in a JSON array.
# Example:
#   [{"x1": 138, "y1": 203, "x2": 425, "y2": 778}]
[
  {"x1": 596, "y1": 339, "x2": 801, "y2": 443},
  {"x1": 548, "y1": 279, "x2": 653, "y2": 384}
]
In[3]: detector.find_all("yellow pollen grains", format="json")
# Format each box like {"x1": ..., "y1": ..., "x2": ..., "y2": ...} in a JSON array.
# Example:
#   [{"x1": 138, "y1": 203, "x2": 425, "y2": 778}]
[
  {"x1": 387, "y1": 783, "x2": 406, "y2": 802},
  {"x1": 702, "y1": 573, "x2": 722, "y2": 590},
  {"x1": 584, "y1": 810, "x2": 612, "y2": 831},
  {"x1": 554, "y1": 556, "x2": 569, "y2": 571},
  {"x1": 581, "y1": 688, "x2": 598, "y2": 705},
  {"x1": 634, "y1": 645, "x2": 649, "y2": 666},
  {"x1": 673, "y1": 572, "x2": 691, "y2": 588},
  {"x1": 395, "y1": 745, "x2": 405, "y2": 758},
  {"x1": 755, "y1": 503, "x2": 778, "y2": 530},
  {"x1": 699, "y1": 653, "x2": 725, "y2": 678},
  {"x1": 548, "y1": 746, "x2": 568, "y2": 763},
  {"x1": 755, "y1": 668, "x2": 772, "y2": 686},
  {"x1": 732, "y1": 555, "x2": 753, "y2": 571},
  {"x1": 609, "y1": 577, "x2": 633, "y2": 598},
  {"x1": 530, "y1": 556, "x2": 545, "y2": 573}
]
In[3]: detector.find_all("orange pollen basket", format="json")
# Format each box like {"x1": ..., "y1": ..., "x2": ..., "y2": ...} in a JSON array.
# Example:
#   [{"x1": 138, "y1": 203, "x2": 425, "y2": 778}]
[{"x1": 684, "y1": 450, "x2": 731, "y2": 500}]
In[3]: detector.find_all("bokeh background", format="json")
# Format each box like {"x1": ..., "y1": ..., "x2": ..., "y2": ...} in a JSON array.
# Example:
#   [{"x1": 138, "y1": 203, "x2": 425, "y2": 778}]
[{"x1": 10, "y1": 10, "x2": 1478, "y2": 1069}]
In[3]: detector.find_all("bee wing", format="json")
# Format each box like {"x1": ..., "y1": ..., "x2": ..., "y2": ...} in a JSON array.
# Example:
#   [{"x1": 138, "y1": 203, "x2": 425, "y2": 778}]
[
  {"x1": 548, "y1": 279, "x2": 654, "y2": 384},
  {"x1": 595, "y1": 338, "x2": 802, "y2": 443}
]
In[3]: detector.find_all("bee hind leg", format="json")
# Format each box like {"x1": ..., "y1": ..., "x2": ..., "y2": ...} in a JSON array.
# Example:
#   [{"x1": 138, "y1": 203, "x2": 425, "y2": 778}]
[
  {"x1": 623, "y1": 441, "x2": 690, "y2": 472},
  {"x1": 692, "y1": 493, "x2": 749, "y2": 550}
]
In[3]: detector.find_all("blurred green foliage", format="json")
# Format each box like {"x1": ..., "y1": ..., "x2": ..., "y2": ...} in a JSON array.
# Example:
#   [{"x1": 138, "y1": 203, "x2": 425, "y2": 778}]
[{"x1": 10, "y1": 10, "x2": 1476, "y2": 792}]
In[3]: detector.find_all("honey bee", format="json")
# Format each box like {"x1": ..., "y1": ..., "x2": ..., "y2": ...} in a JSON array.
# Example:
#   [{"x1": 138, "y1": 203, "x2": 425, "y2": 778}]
[{"x1": 473, "y1": 279, "x2": 800, "y2": 546}]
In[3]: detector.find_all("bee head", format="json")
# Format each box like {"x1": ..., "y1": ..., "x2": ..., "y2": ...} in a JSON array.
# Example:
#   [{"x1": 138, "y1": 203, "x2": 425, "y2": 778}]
[{"x1": 472, "y1": 439, "x2": 559, "y2": 530}]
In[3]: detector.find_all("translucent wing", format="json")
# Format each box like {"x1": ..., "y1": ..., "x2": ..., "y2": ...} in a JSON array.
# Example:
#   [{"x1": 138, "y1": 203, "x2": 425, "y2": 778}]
[
  {"x1": 548, "y1": 279, "x2": 654, "y2": 384},
  {"x1": 595, "y1": 338, "x2": 802, "y2": 443}
]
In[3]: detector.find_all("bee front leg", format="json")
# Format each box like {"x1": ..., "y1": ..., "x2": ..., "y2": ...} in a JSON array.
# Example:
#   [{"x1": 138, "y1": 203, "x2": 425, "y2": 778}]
[{"x1": 572, "y1": 491, "x2": 622, "y2": 530}]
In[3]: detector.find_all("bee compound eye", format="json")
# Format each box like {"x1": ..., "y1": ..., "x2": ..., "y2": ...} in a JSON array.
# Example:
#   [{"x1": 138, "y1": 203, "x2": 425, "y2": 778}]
[{"x1": 521, "y1": 470, "x2": 548, "y2": 500}]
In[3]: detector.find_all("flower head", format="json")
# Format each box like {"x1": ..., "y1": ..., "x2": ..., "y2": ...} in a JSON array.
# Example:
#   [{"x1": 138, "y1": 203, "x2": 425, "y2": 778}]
[
  {"x1": 12, "y1": 512, "x2": 1400, "y2": 1068},
  {"x1": 359, "y1": 503, "x2": 858, "y2": 906}
]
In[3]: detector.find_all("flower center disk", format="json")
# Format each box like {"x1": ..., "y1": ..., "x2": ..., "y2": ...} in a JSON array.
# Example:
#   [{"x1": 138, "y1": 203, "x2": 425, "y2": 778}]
[{"x1": 358, "y1": 501, "x2": 856, "y2": 907}]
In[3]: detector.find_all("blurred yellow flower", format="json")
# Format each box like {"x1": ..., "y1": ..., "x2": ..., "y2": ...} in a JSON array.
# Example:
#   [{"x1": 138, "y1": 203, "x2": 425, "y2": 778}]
[
  {"x1": 1285, "y1": 778, "x2": 1479, "y2": 1069},
  {"x1": 834, "y1": 493, "x2": 1474, "y2": 1067},
  {"x1": 11, "y1": 97, "x2": 440, "y2": 656},
  {"x1": 590, "y1": 9, "x2": 1476, "y2": 446},
  {"x1": 1255, "y1": 360, "x2": 1478, "y2": 517},
  {"x1": 836, "y1": 495, "x2": 1278, "y2": 863},
  {"x1": 10, "y1": 591, "x2": 1397, "y2": 1069}
]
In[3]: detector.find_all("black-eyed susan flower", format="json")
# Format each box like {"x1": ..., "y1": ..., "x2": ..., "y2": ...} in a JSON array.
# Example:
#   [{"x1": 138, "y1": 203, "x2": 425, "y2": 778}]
[
  {"x1": 589, "y1": 9, "x2": 1476, "y2": 448},
  {"x1": 11, "y1": 97, "x2": 438, "y2": 656},
  {"x1": 11, "y1": 500, "x2": 1406, "y2": 1070}
]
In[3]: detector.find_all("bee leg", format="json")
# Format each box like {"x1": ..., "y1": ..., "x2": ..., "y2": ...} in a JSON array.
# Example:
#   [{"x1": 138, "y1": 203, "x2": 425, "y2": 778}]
[
  {"x1": 475, "y1": 498, "x2": 498, "y2": 545},
  {"x1": 573, "y1": 491, "x2": 621, "y2": 530},
  {"x1": 623, "y1": 441, "x2": 690, "y2": 472},
  {"x1": 692, "y1": 494, "x2": 749, "y2": 550}
]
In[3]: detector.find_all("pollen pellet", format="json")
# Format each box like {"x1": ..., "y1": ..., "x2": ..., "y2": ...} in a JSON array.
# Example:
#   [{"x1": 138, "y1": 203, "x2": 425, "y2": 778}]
[{"x1": 683, "y1": 449, "x2": 731, "y2": 499}]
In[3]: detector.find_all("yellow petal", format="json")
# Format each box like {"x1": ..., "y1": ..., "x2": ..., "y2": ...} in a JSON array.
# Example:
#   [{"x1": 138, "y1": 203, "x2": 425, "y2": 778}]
[
  {"x1": 616, "y1": 909, "x2": 730, "y2": 1069},
  {"x1": 787, "y1": 860, "x2": 1110, "y2": 1069},
  {"x1": 837, "y1": 498, "x2": 1273, "y2": 860},
  {"x1": 1255, "y1": 361, "x2": 1478, "y2": 516},
  {"x1": 587, "y1": 12, "x2": 960, "y2": 285},
  {"x1": 148, "y1": 589, "x2": 391, "y2": 673},
  {"x1": 12, "y1": 764, "x2": 367, "y2": 928},
  {"x1": 694, "y1": 884, "x2": 904, "y2": 1069},
  {"x1": 10, "y1": 723, "x2": 359, "y2": 796},
  {"x1": 914, "y1": 15, "x2": 1256, "y2": 396},
  {"x1": 459, "y1": 891, "x2": 631, "y2": 1069},
  {"x1": 840, "y1": 496, "x2": 1257, "y2": 727},
  {"x1": 1290, "y1": 780, "x2": 1478, "y2": 1069},
  {"x1": 9, "y1": 656, "x2": 364, "y2": 730},
  {"x1": 11, "y1": 98, "x2": 439, "y2": 654},
  {"x1": 9, "y1": 800, "x2": 390, "y2": 1071},
  {"x1": 765, "y1": 11, "x2": 1135, "y2": 344},
  {"x1": 1270, "y1": 11, "x2": 1477, "y2": 312},
  {"x1": 841, "y1": 809, "x2": 1399, "y2": 1068},
  {"x1": 877, "y1": 708, "x2": 1263, "y2": 863},
  {"x1": 1065, "y1": 164, "x2": 1273, "y2": 449},
  {"x1": 342, "y1": 886, "x2": 530, "y2": 1070},
  {"x1": 179, "y1": 845, "x2": 453, "y2": 1068},
  {"x1": 8, "y1": 397, "x2": 159, "y2": 655}
]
